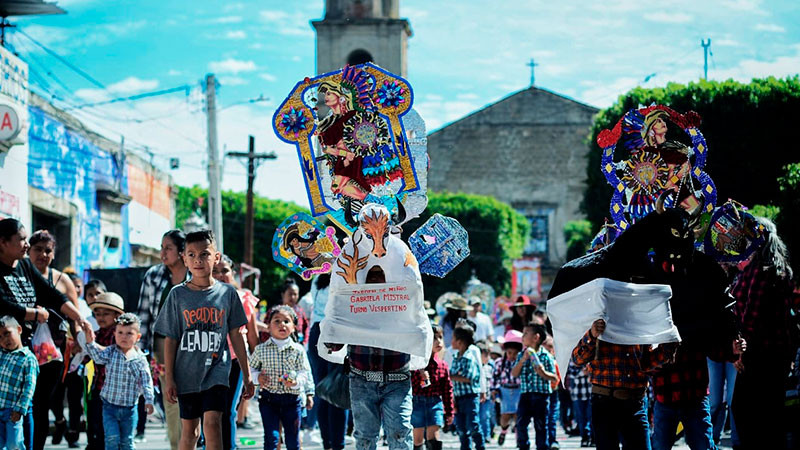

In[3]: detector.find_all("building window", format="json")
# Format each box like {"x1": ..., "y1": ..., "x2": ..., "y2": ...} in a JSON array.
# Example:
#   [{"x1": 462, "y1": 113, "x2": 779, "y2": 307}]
[
  {"x1": 347, "y1": 49, "x2": 373, "y2": 66},
  {"x1": 524, "y1": 215, "x2": 548, "y2": 256}
]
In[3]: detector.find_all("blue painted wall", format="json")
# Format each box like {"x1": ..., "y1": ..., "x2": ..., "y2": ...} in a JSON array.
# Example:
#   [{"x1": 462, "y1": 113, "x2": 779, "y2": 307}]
[{"x1": 27, "y1": 106, "x2": 131, "y2": 273}]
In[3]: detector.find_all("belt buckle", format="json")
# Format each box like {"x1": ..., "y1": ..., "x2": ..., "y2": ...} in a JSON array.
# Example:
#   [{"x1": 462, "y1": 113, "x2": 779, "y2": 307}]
[{"x1": 365, "y1": 371, "x2": 384, "y2": 383}]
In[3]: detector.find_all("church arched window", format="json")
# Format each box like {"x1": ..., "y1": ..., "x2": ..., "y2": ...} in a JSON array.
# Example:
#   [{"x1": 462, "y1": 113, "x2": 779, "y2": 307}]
[{"x1": 347, "y1": 49, "x2": 373, "y2": 66}]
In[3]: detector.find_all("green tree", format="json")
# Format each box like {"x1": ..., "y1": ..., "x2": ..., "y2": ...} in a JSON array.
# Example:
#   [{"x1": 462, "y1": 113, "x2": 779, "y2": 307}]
[
  {"x1": 563, "y1": 220, "x2": 593, "y2": 261},
  {"x1": 776, "y1": 163, "x2": 800, "y2": 273},
  {"x1": 175, "y1": 186, "x2": 309, "y2": 302},
  {"x1": 401, "y1": 192, "x2": 530, "y2": 304},
  {"x1": 583, "y1": 77, "x2": 800, "y2": 234}
]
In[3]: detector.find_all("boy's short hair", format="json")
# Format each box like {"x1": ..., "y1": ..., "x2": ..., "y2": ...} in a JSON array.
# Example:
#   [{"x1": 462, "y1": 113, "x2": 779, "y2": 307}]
[
  {"x1": 185, "y1": 229, "x2": 216, "y2": 248},
  {"x1": 85, "y1": 279, "x2": 107, "y2": 292},
  {"x1": 453, "y1": 326, "x2": 474, "y2": 347},
  {"x1": 115, "y1": 312, "x2": 141, "y2": 329},
  {"x1": 266, "y1": 305, "x2": 298, "y2": 325},
  {"x1": 0, "y1": 315, "x2": 20, "y2": 329},
  {"x1": 431, "y1": 324, "x2": 443, "y2": 339},
  {"x1": 525, "y1": 322, "x2": 548, "y2": 343}
]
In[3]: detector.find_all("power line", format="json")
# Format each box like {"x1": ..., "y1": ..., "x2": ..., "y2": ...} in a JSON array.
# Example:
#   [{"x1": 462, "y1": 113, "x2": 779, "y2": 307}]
[{"x1": 64, "y1": 85, "x2": 191, "y2": 111}]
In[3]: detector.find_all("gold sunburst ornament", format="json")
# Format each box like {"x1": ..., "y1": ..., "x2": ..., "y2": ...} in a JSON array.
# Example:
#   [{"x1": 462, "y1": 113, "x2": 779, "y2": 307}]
[{"x1": 620, "y1": 151, "x2": 669, "y2": 195}]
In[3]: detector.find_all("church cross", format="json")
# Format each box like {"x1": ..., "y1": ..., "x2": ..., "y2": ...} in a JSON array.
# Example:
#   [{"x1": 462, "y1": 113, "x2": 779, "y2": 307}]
[{"x1": 527, "y1": 58, "x2": 539, "y2": 86}]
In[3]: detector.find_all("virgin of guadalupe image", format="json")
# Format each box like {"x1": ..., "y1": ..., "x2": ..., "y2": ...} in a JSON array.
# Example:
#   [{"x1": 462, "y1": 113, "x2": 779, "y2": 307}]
[{"x1": 282, "y1": 223, "x2": 336, "y2": 270}]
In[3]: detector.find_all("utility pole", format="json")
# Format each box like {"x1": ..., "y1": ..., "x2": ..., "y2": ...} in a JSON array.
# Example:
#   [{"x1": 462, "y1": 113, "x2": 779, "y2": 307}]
[
  {"x1": 227, "y1": 136, "x2": 276, "y2": 268},
  {"x1": 205, "y1": 74, "x2": 224, "y2": 253},
  {"x1": 527, "y1": 58, "x2": 539, "y2": 86},
  {"x1": 701, "y1": 39, "x2": 711, "y2": 80}
]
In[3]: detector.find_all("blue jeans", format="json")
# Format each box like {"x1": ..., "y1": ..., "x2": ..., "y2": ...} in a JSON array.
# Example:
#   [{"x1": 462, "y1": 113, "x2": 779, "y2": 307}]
[
  {"x1": 348, "y1": 373, "x2": 412, "y2": 450},
  {"x1": 479, "y1": 396, "x2": 493, "y2": 440},
  {"x1": 591, "y1": 393, "x2": 650, "y2": 450},
  {"x1": 652, "y1": 396, "x2": 715, "y2": 450},
  {"x1": 0, "y1": 409, "x2": 25, "y2": 450},
  {"x1": 455, "y1": 394, "x2": 484, "y2": 450},
  {"x1": 102, "y1": 400, "x2": 138, "y2": 450},
  {"x1": 547, "y1": 390, "x2": 559, "y2": 445},
  {"x1": 572, "y1": 399, "x2": 593, "y2": 441},
  {"x1": 308, "y1": 323, "x2": 349, "y2": 450},
  {"x1": 707, "y1": 358, "x2": 738, "y2": 445},
  {"x1": 516, "y1": 392, "x2": 549, "y2": 450},
  {"x1": 259, "y1": 392, "x2": 302, "y2": 450}
]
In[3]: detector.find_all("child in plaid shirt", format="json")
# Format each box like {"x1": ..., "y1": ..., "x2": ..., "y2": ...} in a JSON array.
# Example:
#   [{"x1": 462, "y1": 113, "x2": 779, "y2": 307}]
[
  {"x1": 0, "y1": 316, "x2": 38, "y2": 450},
  {"x1": 79, "y1": 313, "x2": 155, "y2": 450},
  {"x1": 511, "y1": 323, "x2": 557, "y2": 450},
  {"x1": 450, "y1": 325, "x2": 485, "y2": 450},
  {"x1": 565, "y1": 361, "x2": 593, "y2": 447},
  {"x1": 250, "y1": 305, "x2": 312, "y2": 450},
  {"x1": 492, "y1": 330, "x2": 522, "y2": 446},
  {"x1": 410, "y1": 324, "x2": 454, "y2": 450}
]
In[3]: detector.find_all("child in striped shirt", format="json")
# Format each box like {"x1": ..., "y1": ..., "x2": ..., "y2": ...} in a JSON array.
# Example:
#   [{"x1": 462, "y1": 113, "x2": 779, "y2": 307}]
[
  {"x1": 450, "y1": 325, "x2": 485, "y2": 450},
  {"x1": 0, "y1": 316, "x2": 38, "y2": 450}
]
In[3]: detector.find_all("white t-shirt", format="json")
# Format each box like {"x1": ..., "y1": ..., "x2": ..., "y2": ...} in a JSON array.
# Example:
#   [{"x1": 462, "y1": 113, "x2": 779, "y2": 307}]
[{"x1": 471, "y1": 311, "x2": 495, "y2": 342}]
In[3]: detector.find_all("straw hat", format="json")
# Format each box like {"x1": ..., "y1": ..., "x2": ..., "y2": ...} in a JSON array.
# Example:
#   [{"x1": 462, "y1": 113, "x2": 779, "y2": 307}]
[
  {"x1": 90, "y1": 292, "x2": 125, "y2": 315},
  {"x1": 445, "y1": 295, "x2": 471, "y2": 311}
]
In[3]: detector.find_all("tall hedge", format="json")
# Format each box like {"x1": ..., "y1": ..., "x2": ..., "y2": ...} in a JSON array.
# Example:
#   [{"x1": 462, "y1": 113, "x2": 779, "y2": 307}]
[
  {"x1": 401, "y1": 192, "x2": 531, "y2": 304},
  {"x1": 583, "y1": 77, "x2": 800, "y2": 232},
  {"x1": 175, "y1": 185, "x2": 309, "y2": 303}
]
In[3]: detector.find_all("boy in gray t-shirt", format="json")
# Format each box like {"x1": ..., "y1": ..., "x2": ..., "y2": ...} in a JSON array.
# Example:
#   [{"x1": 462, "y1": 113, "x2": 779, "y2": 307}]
[{"x1": 153, "y1": 230, "x2": 255, "y2": 450}]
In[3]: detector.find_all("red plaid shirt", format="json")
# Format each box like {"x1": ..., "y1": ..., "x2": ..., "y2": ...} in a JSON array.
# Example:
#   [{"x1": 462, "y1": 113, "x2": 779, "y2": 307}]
[
  {"x1": 572, "y1": 331, "x2": 676, "y2": 389},
  {"x1": 92, "y1": 325, "x2": 116, "y2": 391},
  {"x1": 651, "y1": 344, "x2": 709, "y2": 405},
  {"x1": 411, "y1": 355, "x2": 454, "y2": 421},
  {"x1": 731, "y1": 262, "x2": 795, "y2": 352}
]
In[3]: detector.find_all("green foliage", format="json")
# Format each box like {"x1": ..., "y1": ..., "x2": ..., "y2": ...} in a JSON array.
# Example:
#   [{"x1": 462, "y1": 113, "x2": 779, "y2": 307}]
[
  {"x1": 749, "y1": 204, "x2": 780, "y2": 221},
  {"x1": 400, "y1": 192, "x2": 530, "y2": 304},
  {"x1": 776, "y1": 163, "x2": 800, "y2": 273},
  {"x1": 584, "y1": 77, "x2": 800, "y2": 236},
  {"x1": 563, "y1": 220, "x2": 593, "y2": 261},
  {"x1": 175, "y1": 185, "x2": 309, "y2": 302}
]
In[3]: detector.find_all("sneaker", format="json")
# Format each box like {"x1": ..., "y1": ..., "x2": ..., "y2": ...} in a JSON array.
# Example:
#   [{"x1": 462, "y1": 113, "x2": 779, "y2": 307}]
[
  {"x1": 580, "y1": 438, "x2": 590, "y2": 447},
  {"x1": 497, "y1": 433, "x2": 505, "y2": 446},
  {"x1": 52, "y1": 419, "x2": 67, "y2": 445},
  {"x1": 303, "y1": 430, "x2": 322, "y2": 445},
  {"x1": 237, "y1": 419, "x2": 257, "y2": 430},
  {"x1": 134, "y1": 433, "x2": 146, "y2": 443},
  {"x1": 550, "y1": 443, "x2": 560, "y2": 449}
]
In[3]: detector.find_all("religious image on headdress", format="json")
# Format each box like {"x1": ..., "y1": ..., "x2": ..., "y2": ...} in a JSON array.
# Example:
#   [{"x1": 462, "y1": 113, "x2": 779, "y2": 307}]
[
  {"x1": 699, "y1": 200, "x2": 765, "y2": 263},
  {"x1": 596, "y1": 105, "x2": 717, "y2": 232},
  {"x1": 272, "y1": 63, "x2": 427, "y2": 232},
  {"x1": 272, "y1": 213, "x2": 342, "y2": 280}
]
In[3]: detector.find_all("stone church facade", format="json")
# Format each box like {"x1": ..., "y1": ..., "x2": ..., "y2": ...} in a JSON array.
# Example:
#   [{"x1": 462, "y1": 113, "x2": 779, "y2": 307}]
[{"x1": 427, "y1": 87, "x2": 598, "y2": 288}]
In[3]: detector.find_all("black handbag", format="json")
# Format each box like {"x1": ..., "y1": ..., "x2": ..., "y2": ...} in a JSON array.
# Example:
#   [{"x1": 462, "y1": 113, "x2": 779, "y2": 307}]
[{"x1": 316, "y1": 364, "x2": 351, "y2": 410}]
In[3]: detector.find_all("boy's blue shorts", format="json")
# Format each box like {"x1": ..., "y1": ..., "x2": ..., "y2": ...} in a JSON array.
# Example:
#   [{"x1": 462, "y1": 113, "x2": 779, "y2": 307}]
[{"x1": 411, "y1": 395, "x2": 444, "y2": 428}]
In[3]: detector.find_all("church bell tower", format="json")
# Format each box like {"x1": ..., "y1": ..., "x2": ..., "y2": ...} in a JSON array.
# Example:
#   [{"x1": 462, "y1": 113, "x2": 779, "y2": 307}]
[{"x1": 312, "y1": 0, "x2": 412, "y2": 76}]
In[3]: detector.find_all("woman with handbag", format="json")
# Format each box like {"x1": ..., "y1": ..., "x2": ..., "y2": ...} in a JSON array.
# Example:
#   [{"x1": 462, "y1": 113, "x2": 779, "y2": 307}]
[{"x1": 0, "y1": 218, "x2": 89, "y2": 450}]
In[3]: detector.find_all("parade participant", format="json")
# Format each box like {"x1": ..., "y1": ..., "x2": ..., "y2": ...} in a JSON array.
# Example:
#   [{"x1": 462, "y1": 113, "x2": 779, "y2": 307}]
[
  {"x1": 410, "y1": 324, "x2": 453, "y2": 450},
  {"x1": 0, "y1": 218, "x2": 89, "y2": 450},
  {"x1": 0, "y1": 316, "x2": 38, "y2": 450},
  {"x1": 731, "y1": 217, "x2": 795, "y2": 450},
  {"x1": 511, "y1": 323, "x2": 557, "y2": 450},
  {"x1": 450, "y1": 325, "x2": 485, "y2": 450},
  {"x1": 84, "y1": 279, "x2": 106, "y2": 330},
  {"x1": 138, "y1": 229, "x2": 188, "y2": 450},
  {"x1": 565, "y1": 361, "x2": 593, "y2": 448},
  {"x1": 468, "y1": 297, "x2": 494, "y2": 342},
  {"x1": 281, "y1": 281, "x2": 309, "y2": 346},
  {"x1": 86, "y1": 292, "x2": 125, "y2": 450},
  {"x1": 477, "y1": 343, "x2": 495, "y2": 443},
  {"x1": 542, "y1": 335, "x2": 561, "y2": 449},
  {"x1": 154, "y1": 230, "x2": 254, "y2": 450},
  {"x1": 441, "y1": 296, "x2": 470, "y2": 351},
  {"x1": 57, "y1": 273, "x2": 87, "y2": 448},
  {"x1": 249, "y1": 305, "x2": 313, "y2": 450},
  {"x1": 212, "y1": 254, "x2": 260, "y2": 450},
  {"x1": 491, "y1": 330, "x2": 522, "y2": 446},
  {"x1": 510, "y1": 296, "x2": 535, "y2": 332},
  {"x1": 79, "y1": 313, "x2": 155, "y2": 450}
]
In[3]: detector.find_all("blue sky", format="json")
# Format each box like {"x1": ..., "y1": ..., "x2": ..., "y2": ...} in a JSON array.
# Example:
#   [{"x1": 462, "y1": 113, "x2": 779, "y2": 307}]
[{"x1": 10, "y1": 0, "x2": 800, "y2": 208}]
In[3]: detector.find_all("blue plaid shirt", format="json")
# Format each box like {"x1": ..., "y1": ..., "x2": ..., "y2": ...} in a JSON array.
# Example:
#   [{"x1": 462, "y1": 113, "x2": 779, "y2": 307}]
[
  {"x1": 516, "y1": 348, "x2": 555, "y2": 394},
  {"x1": 450, "y1": 345, "x2": 481, "y2": 397},
  {"x1": 84, "y1": 342, "x2": 155, "y2": 407},
  {"x1": 0, "y1": 346, "x2": 38, "y2": 414}
]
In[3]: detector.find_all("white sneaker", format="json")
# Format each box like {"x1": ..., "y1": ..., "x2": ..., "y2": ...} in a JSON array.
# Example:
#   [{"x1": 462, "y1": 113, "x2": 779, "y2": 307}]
[{"x1": 303, "y1": 430, "x2": 322, "y2": 445}]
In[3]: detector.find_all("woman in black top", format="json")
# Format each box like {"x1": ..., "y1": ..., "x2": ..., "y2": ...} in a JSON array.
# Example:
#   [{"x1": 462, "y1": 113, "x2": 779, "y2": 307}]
[{"x1": 0, "y1": 218, "x2": 89, "y2": 450}]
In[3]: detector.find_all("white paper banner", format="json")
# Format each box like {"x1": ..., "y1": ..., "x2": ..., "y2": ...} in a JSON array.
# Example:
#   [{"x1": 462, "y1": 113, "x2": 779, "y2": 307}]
[
  {"x1": 319, "y1": 281, "x2": 433, "y2": 370},
  {"x1": 546, "y1": 278, "x2": 682, "y2": 384}
]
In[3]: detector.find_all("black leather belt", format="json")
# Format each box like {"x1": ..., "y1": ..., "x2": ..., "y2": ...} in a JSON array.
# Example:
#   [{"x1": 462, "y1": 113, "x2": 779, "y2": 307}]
[{"x1": 591, "y1": 385, "x2": 646, "y2": 400}]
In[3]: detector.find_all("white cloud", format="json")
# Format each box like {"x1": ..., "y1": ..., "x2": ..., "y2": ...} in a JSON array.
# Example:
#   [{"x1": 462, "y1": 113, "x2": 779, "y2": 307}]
[
  {"x1": 643, "y1": 12, "x2": 693, "y2": 23},
  {"x1": 754, "y1": 23, "x2": 785, "y2": 33},
  {"x1": 103, "y1": 20, "x2": 147, "y2": 35},
  {"x1": 715, "y1": 38, "x2": 741, "y2": 47},
  {"x1": 168, "y1": 69, "x2": 182, "y2": 76},
  {"x1": 212, "y1": 16, "x2": 242, "y2": 24},
  {"x1": 259, "y1": 9, "x2": 313, "y2": 37},
  {"x1": 415, "y1": 98, "x2": 483, "y2": 131},
  {"x1": 20, "y1": 25, "x2": 69, "y2": 48},
  {"x1": 579, "y1": 76, "x2": 641, "y2": 108},
  {"x1": 249, "y1": 43, "x2": 264, "y2": 50},
  {"x1": 74, "y1": 76, "x2": 160, "y2": 102},
  {"x1": 259, "y1": 10, "x2": 289, "y2": 21},
  {"x1": 219, "y1": 76, "x2": 249, "y2": 86},
  {"x1": 209, "y1": 58, "x2": 257, "y2": 74},
  {"x1": 223, "y1": 3, "x2": 245, "y2": 12},
  {"x1": 720, "y1": 0, "x2": 768, "y2": 14},
  {"x1": 225, "y1": 30, "x2": 247, "y2": 40},
  {"x1": 259, "y1": 73, "x2": 277, "y2": 82}
]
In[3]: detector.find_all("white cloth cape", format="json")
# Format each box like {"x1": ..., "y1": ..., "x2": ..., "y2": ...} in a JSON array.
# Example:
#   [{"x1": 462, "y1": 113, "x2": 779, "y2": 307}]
[{"x1": 546, "y1": 278, "x2": 682, "y2": 384}]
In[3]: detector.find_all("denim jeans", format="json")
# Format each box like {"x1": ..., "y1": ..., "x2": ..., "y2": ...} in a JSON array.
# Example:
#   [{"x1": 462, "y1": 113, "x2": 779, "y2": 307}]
[
  {"x1": 547, "y1": 390, "x2": 559, "y2": 445},
  {"x1": 259, "y1": 392, "x2": 302, "y2": 450},
  {"x1": 454, "y1": 394, "x2": 485, "y2": 450},
  {"x1": 706, "y1": 358, "x2": 738, "y2": 445},
  {"x1": 572, "y1": 399, "x2": 592, "y2": 441},
  {"x1": 102, "y1": 400, "x2": 138, "y2": 450},
  {"x1": 308, "y1": 323, "x2": 349, "y2": 450},
  {"x1": 348, "y1": 373, "x2": 412, "y2": 450},
  {"x1": 591, "y1": 392, "x2": 650, "y2": 450},
  {"x1": 516, "y1": 392, "x2": 549, "y2": 450},
  {"x1": 479, "y1": 396, "x2": 493, "y2": 440},
  {"x1": 0, "y1": 409, "x2": 25, "y2": 450},
  {"x1": 652, "y1": 396, "x2": 715, "y2": 450}
]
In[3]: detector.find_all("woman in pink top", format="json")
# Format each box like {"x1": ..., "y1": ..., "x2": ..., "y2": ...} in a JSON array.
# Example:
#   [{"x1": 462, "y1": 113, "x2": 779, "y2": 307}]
[{"x1": 212, "y1": 255, "x2": 260, "y2": 450}]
